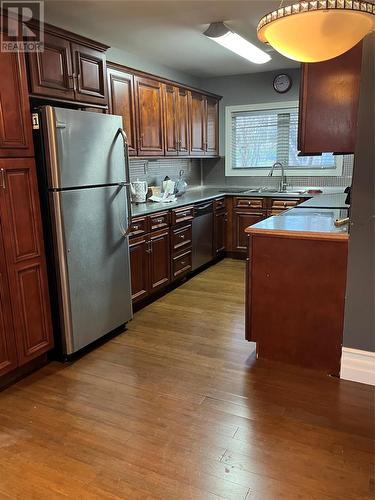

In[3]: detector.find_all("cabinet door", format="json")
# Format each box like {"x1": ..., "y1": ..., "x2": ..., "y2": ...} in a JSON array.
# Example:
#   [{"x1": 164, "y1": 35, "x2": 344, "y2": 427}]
[
  {"x1": 214, "y1": 210, "x2": 227, "y2": 255},
  {"x1": 0, "y1": 46, "x2": 34, "y2": 157},
  {"x1": 298, "y1": 42, "x2": 362, "y2": 154},
  {"x1": 27, "y1": 32, "x2": 75, "y2": 101},
  {"x1": 135, "y1": 76, "x2": 164, "y2": 156},
  {"x1": 189, "y1": 92, "x2": 206, "y2": 156},
  {"x1": 0, "y1": 223, "x2": 18, "y2": 376},
  {"x1": 72, "y1": 43, "x2": 107, "y2": 104},
  {"x1": 233, "y1": 210, "x2": 265, "y2": 253},
  {"x1": 177, "y1": 88, "x2": 190, "y2": 155},
  {"x1": 150, "y1": 229, "x2": 170, "y2": 292},
  {"x1": 206, "y1": 97, "x2": 219, "y2": 156},
  {"x1": 129, "y1": 235, "x2": 149, "y2": 303},
  {"x1": 0, "y1": 159, "x2": 53, "y2": 365},
  {"x1": 107, "y1": 67, "x2": 137, "y2": 155},
  {"x1": 163, "y1": 85, "x2": 178, "y2": 156}
]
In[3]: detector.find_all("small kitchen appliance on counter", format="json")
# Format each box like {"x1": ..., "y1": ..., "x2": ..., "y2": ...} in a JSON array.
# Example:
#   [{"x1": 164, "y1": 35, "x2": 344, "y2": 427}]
[{"x1": 131, "y1": 179, "x2": 148, "y2": 203}]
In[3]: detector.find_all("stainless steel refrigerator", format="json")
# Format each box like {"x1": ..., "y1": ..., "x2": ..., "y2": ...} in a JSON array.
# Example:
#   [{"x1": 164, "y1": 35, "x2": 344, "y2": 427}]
[{"x1": 38, "y1": 106, "x2": 133, "y2": 356}]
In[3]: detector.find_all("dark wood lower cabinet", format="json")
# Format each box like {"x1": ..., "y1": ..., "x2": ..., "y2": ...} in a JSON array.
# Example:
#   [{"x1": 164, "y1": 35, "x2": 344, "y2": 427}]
[
  {"x1": 129, "y1": 234, "x2": 149, "y2": 303},
  {"x1": 129, "y1": 227, "x2": 170, "y2": 303},
  {"x1": 233, "y1": 210, "x2": 265, "y2": 253},
  {"x1": 214, "y1": 209, "x2": 227, "y2": 256},
  {"x1": 0, "y1": 222, "x2": 18, "y2": 376},
  {"x1": 149, "y1": 229, "x2": 170, "y2": 292},
  {"x1": 0, "y1": 159, "x2": 54, "y2": 366}
]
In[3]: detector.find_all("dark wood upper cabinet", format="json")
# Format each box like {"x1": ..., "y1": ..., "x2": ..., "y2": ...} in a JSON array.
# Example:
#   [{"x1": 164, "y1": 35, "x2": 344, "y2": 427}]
[
  {"x1": 298, "y1": 42, "x2": 363, "y2": 155},
  {"x1": 106, "y1": 62, "x2": 220, "y2": 158},
  {"x1": 135, "y1": 76, "x2": 164, "y2": 156},
  {"x1": 205, "y1": 97, "x2": 219, "y2": 157},
  {"x1": 27, "y1": 32, "x2": 75, "y2": 101},
  {"x1": 0, "y1": 46, "x2": 34, "y2": 157},
  {"x1": 107, "y1": 66, "x2": 137, "y2": 155},
  {"x1": 164, "y1": 85, "x2": 178, "y2": 156},
  {"x1": 0, "y1": 223, "x2": 18, "y2": 377},
  {"x1": 149, "y1": 228, "x2": 170, "y2": 292},
  {"x1": 0, "y1": 159, "x2": 53, "y2": 365},
  {"x1": 177, "y1": 88, "x2": 190, "y2": 155},
  {"x1": 27, "y1": 23, "x2": 109, "y2": 106},
  {"x1": 189, "y1": 92, "x2": 206, "y2": 156},
  {"x1": 72, "y1": 43, "x2": 107, "y2": 104}
]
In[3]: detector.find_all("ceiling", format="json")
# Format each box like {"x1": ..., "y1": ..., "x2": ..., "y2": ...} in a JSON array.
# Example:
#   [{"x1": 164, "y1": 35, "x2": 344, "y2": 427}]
[{"x1": 43, "y1": 0, "x2": 299, "y2": 78}]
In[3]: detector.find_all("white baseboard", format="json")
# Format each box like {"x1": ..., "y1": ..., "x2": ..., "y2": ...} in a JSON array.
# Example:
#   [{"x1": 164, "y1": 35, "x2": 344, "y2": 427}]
[{"x1": 341, "y1": 347, "x2": 375, "y2": 386}]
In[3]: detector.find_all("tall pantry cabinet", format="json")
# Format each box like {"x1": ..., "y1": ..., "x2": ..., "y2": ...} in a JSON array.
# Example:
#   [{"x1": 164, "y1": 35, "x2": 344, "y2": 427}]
[{"x1": 0, "y1": 38, "x2": 53, "y2": 381}]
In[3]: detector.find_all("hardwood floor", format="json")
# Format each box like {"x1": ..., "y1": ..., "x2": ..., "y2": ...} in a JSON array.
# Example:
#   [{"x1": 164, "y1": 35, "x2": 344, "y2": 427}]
[{"x1": 0, "y1": 259, "x2": 373, "y2": 499}]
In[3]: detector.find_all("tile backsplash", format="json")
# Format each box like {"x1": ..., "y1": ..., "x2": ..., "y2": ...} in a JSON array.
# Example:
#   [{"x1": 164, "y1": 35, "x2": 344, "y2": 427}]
[
  {"x1": 129, "y1": 158, "x2": 202, "y2": 188},
  {"x1": 202, "y1": 155, "x2": 354, "y2": 189}
]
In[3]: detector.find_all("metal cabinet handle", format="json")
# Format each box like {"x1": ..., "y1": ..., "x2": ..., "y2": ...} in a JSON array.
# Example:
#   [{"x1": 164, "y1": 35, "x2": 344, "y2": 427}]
[
  {"x1": 155, "y1": 218, "x2": 164, "y2": 223},
  {"x1": 0, "y1": 168, "x2": 5, "y2": 190},
  {"x1": 180, "y1": 261, "x2": 186, "y2": 266},
  {"x1": 118, "y1": 128, "x2": 132, "y2": 235},
  {"x1": 132, "y1": 224, "x2": 140, "y2": 231}
]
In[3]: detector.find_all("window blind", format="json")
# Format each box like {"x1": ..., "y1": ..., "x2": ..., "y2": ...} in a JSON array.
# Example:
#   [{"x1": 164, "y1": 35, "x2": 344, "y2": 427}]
[{"x1": 231, "y1": 107, "x2": 335, "y2": 169}]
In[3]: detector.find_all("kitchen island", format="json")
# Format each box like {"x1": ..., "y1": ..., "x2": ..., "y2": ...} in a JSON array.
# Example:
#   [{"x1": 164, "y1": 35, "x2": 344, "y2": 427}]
[{"x1": 245, "y1": 205, "x2": 349, "y2": 376}]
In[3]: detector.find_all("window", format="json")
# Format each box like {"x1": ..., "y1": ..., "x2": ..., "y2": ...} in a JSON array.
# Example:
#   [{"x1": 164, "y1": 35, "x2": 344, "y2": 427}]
[{"x1": 225, "y1": 101, "x2": 343, "y2": 177}]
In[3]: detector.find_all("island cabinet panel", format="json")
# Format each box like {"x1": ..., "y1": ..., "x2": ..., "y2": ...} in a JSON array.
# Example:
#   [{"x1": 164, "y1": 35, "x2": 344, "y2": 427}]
[
  {"x1": 0, "y1": 159, "x2": 53, "y2": 366},
  {"x1": 0, "y1": 223, "x2": 18, "y2": 376},
  {"x1": 129, "y1": 234, "x2": 150, "y2": 303},
  {"x1": 298, "y1": 42, "x2": 362, "y2": 154},
  {"x1": 163, "y1": 85, "x2": 178, "y2": 156},
  {"x1": 27, "y1": 32, "x2": 75, "y2": 101},
  {"x1": 135, "y1": 76, "x2": 165, "y2": 156},
  {"x1": 72, "y1": 43, "x2": 107, "y2": 104},
  {"x1": 0, "y1": 46, "x2": 34, "y2": 157},
  {"x1": 107, "y1": 67, "x2": 137, "y2": 155},
  {"x1": 149, "y1": 228, "x2": 170, "y2": 292},
  {"x1": 247, "y1": 233, "x2": 348, "y2": 376},
  {"x1": 189, "y1": 92, "x2": 206, "y2": 156}
]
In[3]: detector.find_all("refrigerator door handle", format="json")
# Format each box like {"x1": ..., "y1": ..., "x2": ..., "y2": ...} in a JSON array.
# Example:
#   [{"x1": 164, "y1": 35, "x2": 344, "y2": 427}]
[{"x1": 118, "y1": 128, "x2": 133, "y2": 235}]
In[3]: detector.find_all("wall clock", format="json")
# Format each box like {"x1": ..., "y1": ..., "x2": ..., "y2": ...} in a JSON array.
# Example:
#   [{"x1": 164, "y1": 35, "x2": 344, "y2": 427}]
[{"x1": 273, "y1": 74, "x2": 292, "y2": 94}]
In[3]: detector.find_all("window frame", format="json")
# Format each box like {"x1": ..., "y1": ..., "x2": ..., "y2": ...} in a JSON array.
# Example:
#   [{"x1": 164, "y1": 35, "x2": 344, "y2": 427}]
[{"x1": 225, "y1": 100, "x2": 343, "y2": 177}]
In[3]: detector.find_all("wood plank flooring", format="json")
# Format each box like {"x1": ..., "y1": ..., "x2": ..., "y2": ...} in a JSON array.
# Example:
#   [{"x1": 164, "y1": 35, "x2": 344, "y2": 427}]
[{"x1": 0, "y1": 259, "x2": 374, "y2": 499}]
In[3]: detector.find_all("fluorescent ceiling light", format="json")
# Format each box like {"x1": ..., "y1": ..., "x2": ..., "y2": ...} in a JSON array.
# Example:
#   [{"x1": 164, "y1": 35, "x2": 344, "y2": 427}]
[{"x1": 204, "y1": 22, "x2": 271, "y2": 64}]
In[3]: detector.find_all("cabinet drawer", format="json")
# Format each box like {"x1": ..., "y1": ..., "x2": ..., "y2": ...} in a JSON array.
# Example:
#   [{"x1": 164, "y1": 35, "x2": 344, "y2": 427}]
[
  {"x1": 172, "y1": 223, "x2": 192, "y2": 253},
  {"x1": 213, "y1": 197, "x2": 226, "y2": 211},
  {"x1": 171, "y1": 206, "x2": 194, "y2": 225},
  {"x1": 172, "y1": 249, "x2": 192, "y2": 278},
  {"x1": 149, "y1": 211, "x2": 170, "y2": 231},
  {"x1": 271, "y1": 198, "x2": 300, "y2": 210},
  {"x1": 129, "y1": 217, "x2": 148, "y2": 238},
  {"x1": 234, "y1": 197, "x2": 264, "y2": 209}
]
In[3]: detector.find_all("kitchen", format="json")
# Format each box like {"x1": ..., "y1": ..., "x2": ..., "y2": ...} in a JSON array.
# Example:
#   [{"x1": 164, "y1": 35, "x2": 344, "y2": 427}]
[{"x1": 0, "y1": 1, "x2": 374, "y2": 498}]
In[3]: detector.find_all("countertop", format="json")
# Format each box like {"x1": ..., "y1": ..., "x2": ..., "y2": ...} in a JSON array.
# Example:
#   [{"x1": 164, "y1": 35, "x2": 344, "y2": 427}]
[
  {"x1": 131, "y1": 187, "x2": 347, "y2": 217},
  {"x1": 246, "y1": 206, "x2": 349, "y2": 239}
]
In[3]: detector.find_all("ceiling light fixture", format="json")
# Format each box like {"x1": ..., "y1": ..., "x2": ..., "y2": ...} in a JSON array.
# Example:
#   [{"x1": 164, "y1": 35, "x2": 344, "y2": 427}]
[
  {"x1": 257, "y1": 0, "x2": 375, "y2": 63},
  {"x1": 204, "y1": 22, "x2": 271, "y2": 64}
]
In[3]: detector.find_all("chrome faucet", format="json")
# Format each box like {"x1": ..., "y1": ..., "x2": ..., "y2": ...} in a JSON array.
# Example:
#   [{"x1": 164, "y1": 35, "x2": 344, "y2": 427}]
[{"x1": 268, "y1": 162, "x2": 287, "y2": 192}]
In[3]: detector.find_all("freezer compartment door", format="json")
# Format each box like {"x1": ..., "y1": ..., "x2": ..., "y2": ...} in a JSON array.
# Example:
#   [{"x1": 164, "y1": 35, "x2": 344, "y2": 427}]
[
  {"x1": 51, "y1": 185, "x2": 132, "y2": 354},
  {"x1": 43, "y1": 106, "x2": 126, "y2": 189}
]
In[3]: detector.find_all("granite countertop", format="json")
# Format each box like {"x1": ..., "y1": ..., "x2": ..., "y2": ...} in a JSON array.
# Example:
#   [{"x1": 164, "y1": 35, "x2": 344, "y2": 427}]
[{"x1": 130, "y1": 187, "x2": 346, "y2": 217}]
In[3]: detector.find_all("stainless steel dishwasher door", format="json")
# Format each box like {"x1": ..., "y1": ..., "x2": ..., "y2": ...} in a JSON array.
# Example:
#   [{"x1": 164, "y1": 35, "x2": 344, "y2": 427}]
[{"x1": 192, "y1": 202, "x2": 214, "y2": 271}]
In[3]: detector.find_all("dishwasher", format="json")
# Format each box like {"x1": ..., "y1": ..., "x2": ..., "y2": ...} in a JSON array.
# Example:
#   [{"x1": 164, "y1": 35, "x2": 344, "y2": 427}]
[{"x1": 192, "y1": 201, "x2": 214, "y2": 271}]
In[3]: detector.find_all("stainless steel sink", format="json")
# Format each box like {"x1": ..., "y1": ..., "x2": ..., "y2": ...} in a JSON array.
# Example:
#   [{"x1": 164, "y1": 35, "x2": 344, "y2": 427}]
[{"x1": 243, "y1": 188, "x2": 307, "y2": 195}]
